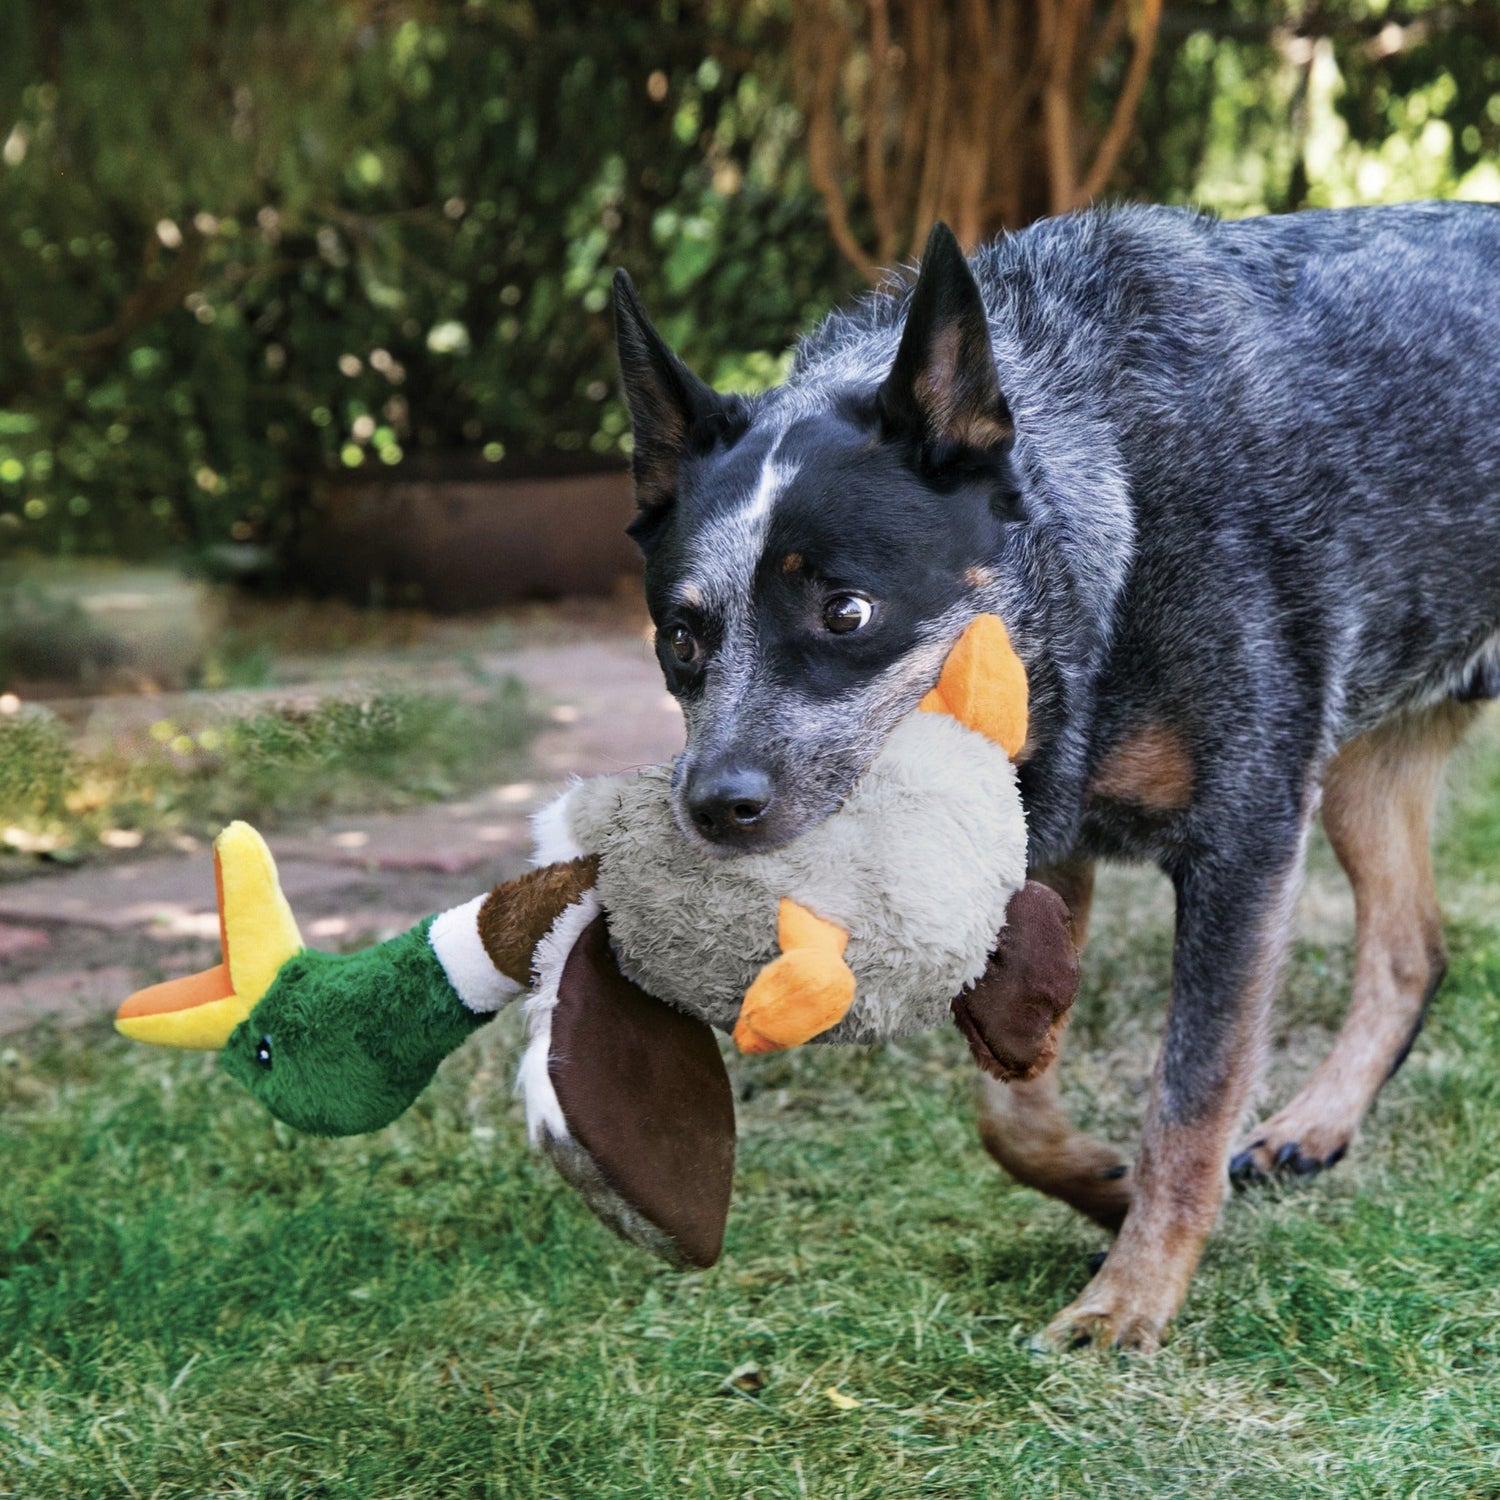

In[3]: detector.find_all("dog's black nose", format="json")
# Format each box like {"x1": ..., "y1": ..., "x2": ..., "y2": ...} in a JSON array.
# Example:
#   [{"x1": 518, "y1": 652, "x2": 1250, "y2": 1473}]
[{"x1": 686, "y1": 766, "x2": 774, "y2": 842}]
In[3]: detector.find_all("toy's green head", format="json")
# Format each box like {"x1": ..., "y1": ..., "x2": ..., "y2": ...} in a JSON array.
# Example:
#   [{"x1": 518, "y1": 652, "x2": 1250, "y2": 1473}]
[
  {"x1": 115, "y1": 823, "x2": 480, "y2": 1137},
  {"x1": 216, "y1": 937, "x2": 478, "y2": 1136}
]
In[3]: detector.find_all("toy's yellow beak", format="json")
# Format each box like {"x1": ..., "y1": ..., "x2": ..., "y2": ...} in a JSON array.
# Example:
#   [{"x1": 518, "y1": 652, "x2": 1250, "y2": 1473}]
[{"x1": 115, "y1": 822, "x2": 303, "y2": 1049}]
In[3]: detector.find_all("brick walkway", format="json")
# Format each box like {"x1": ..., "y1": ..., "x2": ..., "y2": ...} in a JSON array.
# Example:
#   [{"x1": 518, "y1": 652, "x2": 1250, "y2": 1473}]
[{"x1": 0, "y1": 634, "x2": 683, "y2": 1036}]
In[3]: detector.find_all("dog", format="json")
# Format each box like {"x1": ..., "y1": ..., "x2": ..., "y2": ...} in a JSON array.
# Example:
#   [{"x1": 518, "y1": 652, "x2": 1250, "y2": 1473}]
[{"x1": 609, "y1": 201, "x2": 1500, "y2": 1350}]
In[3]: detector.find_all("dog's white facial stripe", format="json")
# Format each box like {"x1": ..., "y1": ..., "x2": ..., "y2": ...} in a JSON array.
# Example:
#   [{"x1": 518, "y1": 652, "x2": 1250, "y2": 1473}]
[
  {"x1": 742, "y1": 446, "x2": 796, "y2": 530},
  {"x1": 660, "y1": 398, "x2": 1009, "y2": 848},
  {"x1": 682, "y1": 437, "x2": 798, "y2": 607},
  {"x1": 672, "y1": 435, "x2": 802, "y2": 773}
]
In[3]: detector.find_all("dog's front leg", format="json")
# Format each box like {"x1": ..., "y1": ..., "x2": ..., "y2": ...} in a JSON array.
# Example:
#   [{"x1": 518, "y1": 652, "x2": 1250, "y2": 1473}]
[{"x1": 1044, "y1": 805, "x2": 1313, "y2": 1352}]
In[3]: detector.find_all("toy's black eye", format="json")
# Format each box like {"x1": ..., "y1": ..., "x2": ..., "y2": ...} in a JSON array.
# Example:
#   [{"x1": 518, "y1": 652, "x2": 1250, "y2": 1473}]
[
  {"x1": 667, "y1": 624, "x2": 700, "y2": 665},
  {"x1": 822, "y1": 593, "x2": 873, "y2": 634},
  {"x1": 254, "y1": 1035, "x2": 273, "y2": 1069}
]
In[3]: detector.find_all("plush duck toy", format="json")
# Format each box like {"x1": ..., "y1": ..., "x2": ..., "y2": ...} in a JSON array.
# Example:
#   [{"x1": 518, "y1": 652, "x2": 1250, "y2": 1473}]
[{"x1": 115, "y1": 615, "x2": 1078, "y2": 1268}]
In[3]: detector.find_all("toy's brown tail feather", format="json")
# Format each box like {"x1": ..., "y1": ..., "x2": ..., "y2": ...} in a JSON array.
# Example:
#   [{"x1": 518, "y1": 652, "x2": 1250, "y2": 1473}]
[{"x1": 477, "y1": 856, "x2": 600, "y2": 985}]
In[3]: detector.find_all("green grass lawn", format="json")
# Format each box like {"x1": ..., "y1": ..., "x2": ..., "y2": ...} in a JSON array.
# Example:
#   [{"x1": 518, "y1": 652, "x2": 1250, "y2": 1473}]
[{"x1": 7, "y1": 725, "x2": 1500, "y2": 1497}]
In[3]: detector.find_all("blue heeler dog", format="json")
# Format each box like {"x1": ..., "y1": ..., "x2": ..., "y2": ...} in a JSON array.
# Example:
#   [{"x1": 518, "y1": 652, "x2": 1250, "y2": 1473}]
[{"x1": 610, "y1": 201, "x2": 1500, "y2": 1350}]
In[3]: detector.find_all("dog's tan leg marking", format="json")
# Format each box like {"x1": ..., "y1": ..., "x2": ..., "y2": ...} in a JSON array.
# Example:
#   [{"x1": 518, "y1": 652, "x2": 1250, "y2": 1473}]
[
  {"x1": 1089, "y1": 723, "x2": 1194, "y2": 811},
  {"x1": 977, "y1": 860, "x2": 1135, "y2": 1230},
  {"x1": 1045, "y1": 829, "x2": 1310, "y2": 1353},
  {"x1": 1043, "y1": 1080, "x2": 1245, "y2": 1352},
  {"x1": 1236, "y1": 701, "x2": 1477, "y2": 1178}
]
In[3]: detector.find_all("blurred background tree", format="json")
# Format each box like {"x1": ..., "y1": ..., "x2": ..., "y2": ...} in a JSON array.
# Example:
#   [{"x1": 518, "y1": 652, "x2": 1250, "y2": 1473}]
[
  {"x1": 0, "y1": 0, "x2": 846, "y2": 570},
  {"x1": 0, "y1": 0, "x2": 1496, "y2": 573},
  {"x1": 789, "y1": 0, "x2": 1164, "y2": 277}
]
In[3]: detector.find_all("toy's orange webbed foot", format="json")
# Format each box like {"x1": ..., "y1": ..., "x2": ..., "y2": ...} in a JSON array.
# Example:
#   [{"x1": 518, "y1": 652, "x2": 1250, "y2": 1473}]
[
  {"x1": 919, "y1": 613, "x2": 1028, "y2": 757},
  {"x1": 733, "y1": 899, "x2": 856, "y2": 1054}
]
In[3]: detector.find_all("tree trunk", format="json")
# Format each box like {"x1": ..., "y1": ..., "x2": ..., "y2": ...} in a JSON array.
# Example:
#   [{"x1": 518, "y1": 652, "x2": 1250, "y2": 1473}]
[{"x1": 789, "y1": 0, "x2": 1163, "y2": 280}]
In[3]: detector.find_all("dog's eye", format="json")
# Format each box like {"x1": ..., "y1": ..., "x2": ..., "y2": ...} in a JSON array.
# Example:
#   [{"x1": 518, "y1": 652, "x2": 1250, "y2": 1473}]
[
  {"x1": 254, "y1": 1035, "x2": 273, "y2": 1069},
  {"x1": 667, "y1": 624, "x2": 700, "y2": 664},
  {"x1": 822, "y1": 593, "x2": 873, "y2": 634}
]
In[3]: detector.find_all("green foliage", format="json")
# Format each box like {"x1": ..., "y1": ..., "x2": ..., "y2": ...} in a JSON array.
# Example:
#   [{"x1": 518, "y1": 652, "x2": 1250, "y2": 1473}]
[
  {"x1": 0, "y1": 708, "x2": 74, "y2": 826},
  {"x1": 0, "y1": 0, "x2": 848, "y2": 561},
  {"x1": 3, "y1": 1, "x2": 1498, "y2": 567},
  {"x1": 206, "y1": 685, "x2": 533, "y2": 821},
  {"x1": 1130, "y1": 2, "x2": 1500, "y2": 216},
  {"x1": 0, "y1": 681, "x2": 532, "y2": 861}
]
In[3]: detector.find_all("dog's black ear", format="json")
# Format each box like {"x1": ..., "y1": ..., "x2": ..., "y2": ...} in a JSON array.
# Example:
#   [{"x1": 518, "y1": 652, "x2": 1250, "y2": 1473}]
[
  {"x1": 877, "y1": 223, "x2": 1012, "y2": 460},
  {"x1": 613, "y1": 271, "x2": 735, "y2": 528}
]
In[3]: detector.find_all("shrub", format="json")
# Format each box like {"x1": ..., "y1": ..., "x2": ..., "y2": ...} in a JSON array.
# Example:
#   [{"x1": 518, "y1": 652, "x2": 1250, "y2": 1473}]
[
  {"x1": 0, "y1": 0, "x2": 850, "y2": 565},
  {"x1": 0, "y1": 707, "x2": 75, "y2": 830}
]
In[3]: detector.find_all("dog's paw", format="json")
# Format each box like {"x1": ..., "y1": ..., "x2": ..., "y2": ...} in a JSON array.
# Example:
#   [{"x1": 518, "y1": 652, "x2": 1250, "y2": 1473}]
[
  {"x1": 1036, "y1": 1215, "x2": 1205, "y2": 1355},
  {"x1": 1229, "y1": 1113, "x2": 1352, "y2": 1186},
  {"x1": 1040, "y1": 1292, "x2": 1167, "y2": 1355}
]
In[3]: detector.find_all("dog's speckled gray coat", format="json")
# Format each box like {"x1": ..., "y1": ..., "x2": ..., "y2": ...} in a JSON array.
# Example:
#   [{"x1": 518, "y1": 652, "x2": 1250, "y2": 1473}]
[
  {"x1": 611, "y1": 200, "x2": 1500, "y2": 1334},
  {"x1": 533, "y1": 711, "x2": 1026, "y2": 1043}
]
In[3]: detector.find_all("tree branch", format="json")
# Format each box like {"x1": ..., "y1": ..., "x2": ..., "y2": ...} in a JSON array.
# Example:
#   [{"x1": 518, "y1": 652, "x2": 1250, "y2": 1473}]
[
  {"x1": 1077, "y1": 0, "x2": 1163, "y2": 204},
  {"x1": 60, "y1": 226, "x2": 205, "y2": 357},
  {"x1": 801, "y1": 10, "x2": 880, "y2": 284}
]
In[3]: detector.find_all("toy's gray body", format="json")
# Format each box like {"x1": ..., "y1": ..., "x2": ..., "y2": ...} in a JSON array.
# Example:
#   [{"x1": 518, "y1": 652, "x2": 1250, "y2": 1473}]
[{"x1": 534, "y1": 712, "x2": 1026, "y2": 1043}]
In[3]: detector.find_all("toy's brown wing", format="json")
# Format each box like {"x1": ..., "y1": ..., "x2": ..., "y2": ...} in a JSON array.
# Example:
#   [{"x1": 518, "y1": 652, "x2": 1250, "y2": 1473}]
[
  {"x1": 951, "y1": 881, "x2": 1078, "y2": 1082},
  {"x1": 543, "y1": 915, "x2": 736, "y2": 1268}
]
